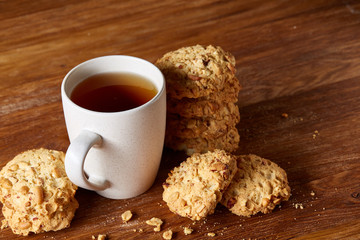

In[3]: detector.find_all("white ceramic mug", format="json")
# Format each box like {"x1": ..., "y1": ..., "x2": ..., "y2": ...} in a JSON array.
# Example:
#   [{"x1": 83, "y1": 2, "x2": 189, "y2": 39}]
[{"x1": 61, "y1": 55, "x2": 166, "y2": 199}]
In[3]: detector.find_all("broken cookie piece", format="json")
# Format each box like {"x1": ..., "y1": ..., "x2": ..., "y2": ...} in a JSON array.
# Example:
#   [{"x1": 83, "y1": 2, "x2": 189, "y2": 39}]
[
  {"x1": 162, "y1": 229, "x2": 173, "y2": 240},
  {"x1": 121, "y1": 210, "x2": 133, "y2": 223},
  {"x1": 146, "y1": 217, "x2": 163, "y2": 232}
]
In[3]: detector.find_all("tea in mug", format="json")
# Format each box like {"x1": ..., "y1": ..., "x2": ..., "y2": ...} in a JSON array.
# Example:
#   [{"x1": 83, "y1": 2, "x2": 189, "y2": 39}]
[{"x1": 70, "y1": 72, "x2": 157, "y2": 112}]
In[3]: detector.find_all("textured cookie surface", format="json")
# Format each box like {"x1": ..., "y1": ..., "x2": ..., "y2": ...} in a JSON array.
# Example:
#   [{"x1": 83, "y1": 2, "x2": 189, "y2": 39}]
[
  {"x1": 220, "y1": 154, "x2": 290, "y2": 217},
  {"x1": 166, "y1": 77, "x2": 241, "y2": 117},
  {"x1": 166, "y1": 112, "x2": 240, "y2": 139},
  {"x1": 156, "y1": 45, "x2": 237, "y2": 99},
  {"x1": 165, "y1": 127, "x2": 240, "y2": 156},
  {"x1": 167, "y1": 99, "x2": 240, "y2": 120},
  {"x1": 0, "y1": 148, "x2": 78, "y2": 236},
  {"x1": 163, "y1": 149, "x2": 238, "y2": 220}
]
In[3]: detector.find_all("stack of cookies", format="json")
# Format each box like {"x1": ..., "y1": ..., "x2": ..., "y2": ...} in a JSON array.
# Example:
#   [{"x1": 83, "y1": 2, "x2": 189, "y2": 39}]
[{"x1": 156, "y1": 45, "x2": 241, "y2": 155}]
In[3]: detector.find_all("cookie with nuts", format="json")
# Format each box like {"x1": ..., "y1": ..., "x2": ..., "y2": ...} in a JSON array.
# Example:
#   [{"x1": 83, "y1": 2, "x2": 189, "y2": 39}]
[
  {"x1": 220, "y1": 154, "x2": 291, "y2": 217},
  {"x1": 162, "y1": 149, "x2": 238, "y2": 220},
  {"x1": 165, "y1": 127, "x2": 240, "y2": 156},
  {"x1": 167, "y1": 98, "x2": 240, "y2": 120},
  {"x1": 166, "y1": 112, "x2": 240, "y2": 139},
  {"x1": 155, "y1": 45, "x2": 237, "y2": 99},
  {"x1": 0, "y1": 148, "x2": 78, "y2": 236}
]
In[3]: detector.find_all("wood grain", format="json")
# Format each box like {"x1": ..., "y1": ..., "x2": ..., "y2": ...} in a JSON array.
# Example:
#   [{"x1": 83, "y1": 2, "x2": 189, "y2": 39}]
[{"x1": 1, "y1": 0, "x2": 360, "y2": 239}]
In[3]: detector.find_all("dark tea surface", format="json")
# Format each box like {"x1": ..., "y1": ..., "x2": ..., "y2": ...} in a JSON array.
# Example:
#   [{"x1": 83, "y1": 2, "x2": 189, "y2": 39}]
[{"x1": 70, "y1": 72, "x2": 157, "y2": 112}]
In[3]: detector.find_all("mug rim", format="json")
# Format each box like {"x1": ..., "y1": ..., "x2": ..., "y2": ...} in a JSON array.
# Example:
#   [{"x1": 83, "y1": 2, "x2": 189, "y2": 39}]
[{"x1": 61, "y1": 55, "x2": 166, "y2": 115}]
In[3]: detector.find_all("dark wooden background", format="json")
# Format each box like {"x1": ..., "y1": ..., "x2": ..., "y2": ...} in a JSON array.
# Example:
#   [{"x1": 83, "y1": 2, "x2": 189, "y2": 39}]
[{"x1": 1, "y1": 0, "x2": 360, "y2": 239}]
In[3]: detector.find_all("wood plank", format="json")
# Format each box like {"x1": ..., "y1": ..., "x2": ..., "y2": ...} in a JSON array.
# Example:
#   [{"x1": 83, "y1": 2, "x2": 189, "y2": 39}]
[{"x1": 294, "y1": 220, "x2": 360, "y2": 240}]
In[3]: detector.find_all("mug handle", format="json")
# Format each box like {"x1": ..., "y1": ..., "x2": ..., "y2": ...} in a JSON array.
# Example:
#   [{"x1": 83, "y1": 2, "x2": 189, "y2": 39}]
[{"x1": 65, "y1": 129, "x2": 110, "y2": 191}]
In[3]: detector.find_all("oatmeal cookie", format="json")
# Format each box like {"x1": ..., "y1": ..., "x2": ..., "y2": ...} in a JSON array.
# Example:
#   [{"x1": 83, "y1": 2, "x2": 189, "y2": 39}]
[
  {"x1": 165, "y1": 127, "x2": 240, "y2": 156},
  {"x1": 162, "y1": 149, "x2": 238, "y2": 220},
  {"x1": 156, "y1": 45, "x2": 237, "y2": 99},
  {"x1": 221, "y1": 154, "x2": 290, "y2": 217},
  {"x1": 166, "y1": 112, "x2": 240, "y2": 139},
  {"x1": 167, "y1": 99, "x2": 240, "y2": 120},
  {"x1": 0, "y1": 148, "x2": 79, "y2": 236}
]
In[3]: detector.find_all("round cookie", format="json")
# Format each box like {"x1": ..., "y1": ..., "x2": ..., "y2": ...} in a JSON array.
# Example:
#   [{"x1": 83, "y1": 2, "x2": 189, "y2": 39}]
[
  {"x1": 220, "y1": 154, "x2": 291, "y2": 217},
  {"x1": 166, "y1": 112, "x2": 240, "y2": 139},
  {"x1": 0, "y1": 148, "x2": 79, "y2": 236},
  {"x1": 162, "y1": 149, "x2": 238, "y2": 221},
  {"x1": 165, "y1": 127, "x2": 240, "y2": 156},
  {"x1": 156, "y1": 45, "x2": 237, "y2": 99}
]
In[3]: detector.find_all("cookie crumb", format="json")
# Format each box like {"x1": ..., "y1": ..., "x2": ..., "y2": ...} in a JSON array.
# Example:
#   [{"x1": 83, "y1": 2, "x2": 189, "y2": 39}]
[
  {"x1": 163, "y1": 229, "x2": 173, "y2": 240},
  {"x1": 92, "y1": 234, "x2": 107, "y2": 240},
  {"x1": 146, "y1": 217, "x2": 163, "y2": 232},
  {"x1": 183, "y1": 227, "x2": 193, "y2": 235},
  {"x1": 312, "y1": 130, "x2": 319, "y2": 139},
  {"x1": 281, "y1": 113, "x2": 288, "y2": 118},
  {"x1": 294, "y1": 203, "x2": 304, "y2": 209},
  {"x1": 207, "y1": 232, "x2": 216, "y2": 237},
  {"x1": 310, "y1": 191, "x2": 316, "y2": 196},
  {"x1": 121, "y1": 210, "x2": 133, "y2": 223}
]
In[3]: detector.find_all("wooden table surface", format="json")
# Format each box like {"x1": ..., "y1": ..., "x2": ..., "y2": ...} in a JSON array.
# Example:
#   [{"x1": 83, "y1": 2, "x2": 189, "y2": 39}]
[{"x1": 1, "y1": 0, "x2": 360, "y2": 239}]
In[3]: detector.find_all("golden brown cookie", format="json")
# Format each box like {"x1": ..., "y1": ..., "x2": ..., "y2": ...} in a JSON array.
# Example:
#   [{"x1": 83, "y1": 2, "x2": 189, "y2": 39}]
[
  {"x1": 167, "y1": 99, "x2": 240, "y2": 120},
  {"x1": 162, "y1": 150, "x2": 238, "y2": 220},
  {"x1": 221, "y1": 154, "x2": 290, "y2": 217},
  {"x1": 166, "y1": 112, "x2": 240, "y2": 139},
  {"x1": 0, "y1": 148, "x2": 79, "y2": 236},
  {"x1": 156, "y1": 45, "x2": 237, "y2": 99},
  {"x1": 165, "y1": 127, "x2": 240, "y2": 156}
]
